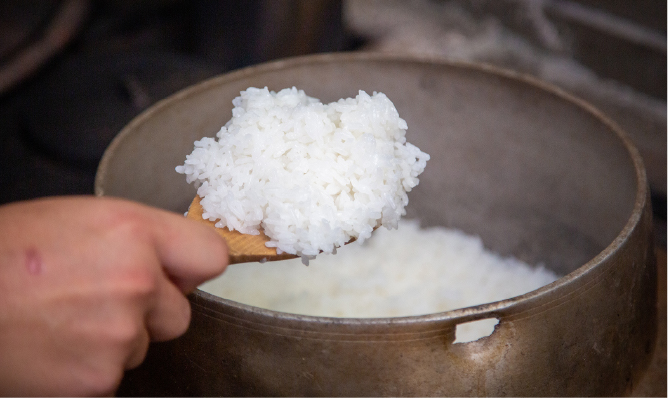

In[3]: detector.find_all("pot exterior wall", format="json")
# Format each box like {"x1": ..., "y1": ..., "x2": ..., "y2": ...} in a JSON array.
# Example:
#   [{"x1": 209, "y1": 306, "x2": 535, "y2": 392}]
[{"x1": 117, "y1": 195, "x2": 655, "y2": 396}]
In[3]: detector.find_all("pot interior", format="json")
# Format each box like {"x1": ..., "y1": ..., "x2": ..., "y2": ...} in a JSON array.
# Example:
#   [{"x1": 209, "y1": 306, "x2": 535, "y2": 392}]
[{"x1": 96, "y1": 55, "x2": 639, "y2": 278}]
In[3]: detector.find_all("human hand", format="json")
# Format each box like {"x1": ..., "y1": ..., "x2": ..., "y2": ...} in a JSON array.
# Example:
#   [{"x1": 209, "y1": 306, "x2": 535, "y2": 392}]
[{"x1": 0, "y1": 196, "x2": 228, "y2": 396}]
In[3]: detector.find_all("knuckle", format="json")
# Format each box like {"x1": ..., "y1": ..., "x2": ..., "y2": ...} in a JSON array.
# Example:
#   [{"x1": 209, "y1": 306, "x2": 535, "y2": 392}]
[
  {"x1": 103, "y1": 205, "x2": 152, "y2": 243},
  {"x1": 125, "y1": 268, "x2": 159, "y2": 298},
  {"x1": 107, "y1": 267, "x2": 159, "y2": 309},
  {"x1": 107, "y1": 318, "x2": 143, "y2": 348}
]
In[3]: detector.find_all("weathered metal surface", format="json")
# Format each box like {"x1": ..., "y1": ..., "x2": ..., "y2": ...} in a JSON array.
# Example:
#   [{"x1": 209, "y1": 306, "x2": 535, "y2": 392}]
[{"x1": 96, "y1": 53, "x2": 656, "y2": 396}]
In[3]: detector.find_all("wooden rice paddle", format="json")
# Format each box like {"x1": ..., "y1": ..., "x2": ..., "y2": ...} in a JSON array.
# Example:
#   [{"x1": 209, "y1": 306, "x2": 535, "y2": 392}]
[
  {"x1": 187, "y1": 196, "x2": 368, "y2": 264},
  {"x1": 186, "y1": 196, "x2": 298, "y2": 264}
]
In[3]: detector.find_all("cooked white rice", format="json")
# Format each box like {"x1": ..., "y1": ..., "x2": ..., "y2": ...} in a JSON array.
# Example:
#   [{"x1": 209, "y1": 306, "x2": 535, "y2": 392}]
[
  {"x1": 176, "y1": 87, "x2": 429, "y2": 258},
  {"x1": 199, "y1": 219, "x2": 560, "y2": 319}
]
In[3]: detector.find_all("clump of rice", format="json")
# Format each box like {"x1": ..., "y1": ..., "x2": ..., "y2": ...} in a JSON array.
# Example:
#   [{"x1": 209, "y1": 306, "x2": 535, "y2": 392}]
[
  {"x1": 199, "y1": 220, "x2": 561, "y2": 319},
  {"x1": 176, "y1": 87, "x2": 429, "y2": 259}
]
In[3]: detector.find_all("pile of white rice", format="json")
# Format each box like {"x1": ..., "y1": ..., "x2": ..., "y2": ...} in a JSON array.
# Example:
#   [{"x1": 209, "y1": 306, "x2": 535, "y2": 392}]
[
  {"x1": 176, "y1": 87, "x2": 429, "y2": 258},
  {"x1": 199, "y1": 219, "x2": 560, "y2": 318}
]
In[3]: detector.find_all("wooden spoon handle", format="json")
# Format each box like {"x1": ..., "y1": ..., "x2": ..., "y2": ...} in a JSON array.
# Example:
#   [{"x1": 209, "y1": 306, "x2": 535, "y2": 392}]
[{"x1": 186, "y1": 196, "x2": 297, "y2": 264}]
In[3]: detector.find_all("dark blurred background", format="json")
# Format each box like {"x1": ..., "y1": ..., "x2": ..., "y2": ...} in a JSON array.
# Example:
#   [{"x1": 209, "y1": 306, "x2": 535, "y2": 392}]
[
  {"x1": 0, "y1": 0, "x2": 357, "y2": 204},
  {"x1": 0, "y1": 0, "x2": 664, "y2": 206},
  {"x1": 1, "y1": 0, "x2": 664, "y2": 242},
  {"x1": 0, "y1": 0, "x2": 664, "y2": 395}
]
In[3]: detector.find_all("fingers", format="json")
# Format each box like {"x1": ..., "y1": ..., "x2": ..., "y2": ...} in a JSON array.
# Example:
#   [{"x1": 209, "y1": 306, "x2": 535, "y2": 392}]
[
  {"x1": 124, "y1": 327, "x2": 150, "y2": 370},
  {"x1": 145, "y1": 277, "x2": 192, "y2": 342},
  {"x1": 0, "y1": 196, "x2": 228, "y2": 396},
  {"x1": 99, "y1": 199, "x2": 226, "y2": 342},
  {"x1": 121, "y1": 262, "x2": 193, "y2": 370},
  {"x1": 149, "y1": 209, "x2": 229, "y2": 293}
]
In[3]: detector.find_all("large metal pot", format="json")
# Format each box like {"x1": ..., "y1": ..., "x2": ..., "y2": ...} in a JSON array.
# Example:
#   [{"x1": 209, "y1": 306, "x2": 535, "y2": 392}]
[{"x1": 95, "y1": 53, "x2": 656, "y2": 396}]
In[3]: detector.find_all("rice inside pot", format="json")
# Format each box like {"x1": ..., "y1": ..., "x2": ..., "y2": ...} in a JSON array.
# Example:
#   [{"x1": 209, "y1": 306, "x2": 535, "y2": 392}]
[
  {"x1": 176, "y1": 87, "x2": 429, "y2": 258},
  {"x1": 199, "y1": 219, "x2": 560, "y2": 318}
]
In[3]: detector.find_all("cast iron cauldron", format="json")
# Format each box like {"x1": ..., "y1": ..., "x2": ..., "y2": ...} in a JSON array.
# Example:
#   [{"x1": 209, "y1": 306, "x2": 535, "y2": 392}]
[{"x1": 95, "y1": 53, "x2": 656, "y2": 396}]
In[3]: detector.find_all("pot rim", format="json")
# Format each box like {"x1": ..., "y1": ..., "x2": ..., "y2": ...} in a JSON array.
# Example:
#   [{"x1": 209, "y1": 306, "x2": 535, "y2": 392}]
[{"x1": 96, "y1": 51, "x2": 650, "y2": 327}]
